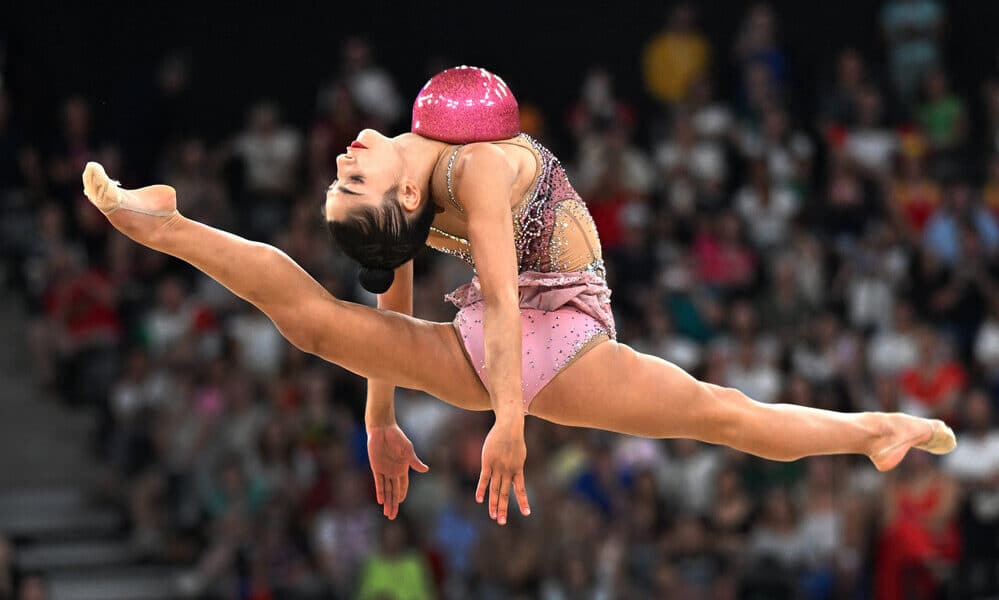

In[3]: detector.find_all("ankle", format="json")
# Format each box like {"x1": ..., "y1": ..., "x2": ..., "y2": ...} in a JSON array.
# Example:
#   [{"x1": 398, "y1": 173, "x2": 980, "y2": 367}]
[{"x1": 860, "y1": 412, "x2": 893, "y2": 457}]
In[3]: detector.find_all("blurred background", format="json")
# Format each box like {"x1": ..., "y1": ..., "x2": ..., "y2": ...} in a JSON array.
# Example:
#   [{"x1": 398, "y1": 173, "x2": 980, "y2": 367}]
[{"x1": 3, "y1": 0, "x2": 999, "y2": 598}]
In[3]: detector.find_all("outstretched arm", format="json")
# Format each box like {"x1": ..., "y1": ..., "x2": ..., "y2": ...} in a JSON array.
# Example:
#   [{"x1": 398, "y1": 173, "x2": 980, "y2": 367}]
[
  {"x1": 365, "y1": 261, "x2": 429, "y2": 520},
  {"x1": 453, "y1": 145, "x2": 531, "y2": 525}
]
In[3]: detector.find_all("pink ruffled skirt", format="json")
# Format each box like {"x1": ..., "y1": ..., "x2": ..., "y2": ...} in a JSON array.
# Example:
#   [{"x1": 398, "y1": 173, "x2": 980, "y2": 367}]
[{"x1": 446, "y1": 271, "x2": 616, "y2": 412}]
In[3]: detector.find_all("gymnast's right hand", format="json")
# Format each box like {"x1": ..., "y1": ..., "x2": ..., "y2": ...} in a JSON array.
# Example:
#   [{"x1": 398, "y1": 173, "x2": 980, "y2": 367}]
[
  {"x1": 82, "y1": 162, "x2": 180, "y2": 244},
  {"x1": 367, "y1": 424, "x2": 429, "y2": 520}
]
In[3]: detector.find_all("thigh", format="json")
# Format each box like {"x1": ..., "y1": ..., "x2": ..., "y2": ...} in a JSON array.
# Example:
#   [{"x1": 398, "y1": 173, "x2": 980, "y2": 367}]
[
  {"x1": 529, "y1": 341, "x2": 722, "y2": 439},
  {"x1": 309, "y1": 297, "x2": 491, "y2": 412}
]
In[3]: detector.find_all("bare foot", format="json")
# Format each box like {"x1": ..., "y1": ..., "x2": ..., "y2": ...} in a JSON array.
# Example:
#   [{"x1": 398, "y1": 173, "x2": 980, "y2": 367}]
[{"x1": 869, "y1": 413, "x2": 957, "y2": 472}]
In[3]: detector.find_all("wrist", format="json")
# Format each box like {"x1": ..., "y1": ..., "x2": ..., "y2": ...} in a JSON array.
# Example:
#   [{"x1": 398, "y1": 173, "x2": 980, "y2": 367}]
[
  {"x1": 495, "y1": 410, "x2": 525, "y2": 430},
  {"x1": 366, "y1": 418, "x2": 397, "y2": 432}
]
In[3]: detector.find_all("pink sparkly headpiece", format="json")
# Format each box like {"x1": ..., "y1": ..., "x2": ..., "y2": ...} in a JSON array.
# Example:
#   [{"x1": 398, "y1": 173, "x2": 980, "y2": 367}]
[{"x1": 411, "y1": 65, "x2": 520, "y2": 143}]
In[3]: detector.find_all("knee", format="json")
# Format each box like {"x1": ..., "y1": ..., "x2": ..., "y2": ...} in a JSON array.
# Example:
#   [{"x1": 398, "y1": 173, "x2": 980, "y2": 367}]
[{"x1": 695, "y1": 383, "x2": 753, "y2": 446}]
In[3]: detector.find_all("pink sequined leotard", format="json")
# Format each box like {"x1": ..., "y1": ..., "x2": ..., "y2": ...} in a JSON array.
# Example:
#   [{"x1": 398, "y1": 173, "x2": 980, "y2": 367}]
[{"x1": 425, "y1": 134, "x2": 616, "y2": 411}]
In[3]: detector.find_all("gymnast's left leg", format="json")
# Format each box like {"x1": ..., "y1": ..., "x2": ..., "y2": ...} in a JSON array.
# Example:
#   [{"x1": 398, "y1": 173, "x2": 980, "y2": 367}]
[{"x1": 530, "y1": 341, "x2": 955, "y2": 471}]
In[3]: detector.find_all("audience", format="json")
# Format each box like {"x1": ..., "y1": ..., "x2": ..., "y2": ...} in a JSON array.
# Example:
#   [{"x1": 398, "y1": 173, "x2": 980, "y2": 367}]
[{"x1": 3, "y1": 4, "x2": 999, "y2": 598}]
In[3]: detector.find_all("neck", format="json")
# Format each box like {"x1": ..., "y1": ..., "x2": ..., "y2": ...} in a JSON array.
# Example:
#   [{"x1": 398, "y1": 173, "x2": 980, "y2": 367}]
[{"x1": 395, "y1": 133, "x2": 448, "y2": 206}]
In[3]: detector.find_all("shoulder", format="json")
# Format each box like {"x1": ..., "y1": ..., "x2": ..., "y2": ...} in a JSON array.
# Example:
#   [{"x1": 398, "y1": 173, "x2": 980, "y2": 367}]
[
  {"x1": 450, "y1": 143, "x2": 518, "y2": 206},
  {"x1": 452, "y1": 143, "x2": 516, "y2": 180}
]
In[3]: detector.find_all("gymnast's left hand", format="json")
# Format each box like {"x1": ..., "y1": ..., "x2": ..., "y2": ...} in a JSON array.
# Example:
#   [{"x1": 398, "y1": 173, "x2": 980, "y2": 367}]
[{"x1": 476, "y1": 416, "x2": 530, "y2": 525}]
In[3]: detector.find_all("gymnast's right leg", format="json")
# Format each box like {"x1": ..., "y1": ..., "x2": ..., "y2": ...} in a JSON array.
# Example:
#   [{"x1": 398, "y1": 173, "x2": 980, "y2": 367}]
[{"x1": 82, "y1": 163, "x2": 490, "y2": 411}]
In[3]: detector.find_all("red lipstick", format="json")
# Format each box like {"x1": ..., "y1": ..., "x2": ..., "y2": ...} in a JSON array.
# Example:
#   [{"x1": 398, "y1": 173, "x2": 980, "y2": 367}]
[{"x1": 349, "y1": 141, "x2": 367, "y2": 149}]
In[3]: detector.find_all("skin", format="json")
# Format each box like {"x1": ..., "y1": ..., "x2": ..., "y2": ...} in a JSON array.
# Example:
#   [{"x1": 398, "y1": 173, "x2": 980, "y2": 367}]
[{"x1": 82, "y1": 128, "x2": 956, "y2": 527}]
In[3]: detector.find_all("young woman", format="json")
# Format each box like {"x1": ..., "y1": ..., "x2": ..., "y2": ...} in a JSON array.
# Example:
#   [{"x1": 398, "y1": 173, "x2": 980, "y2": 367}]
[{"x1": 81, "y1": 66, "x2": 955, "y2": 528}]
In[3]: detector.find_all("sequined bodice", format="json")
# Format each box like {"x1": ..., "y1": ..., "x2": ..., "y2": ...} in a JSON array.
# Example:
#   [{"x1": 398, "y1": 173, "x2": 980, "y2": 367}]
[{"x1": 426, "y1": 134, "x2": 606, "y2": 279}]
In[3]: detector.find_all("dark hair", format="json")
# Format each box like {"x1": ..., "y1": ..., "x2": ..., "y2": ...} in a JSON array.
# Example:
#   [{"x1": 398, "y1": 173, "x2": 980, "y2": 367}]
[{"x1": 327, "y1": 187, "x2": 436, "y2": 294}]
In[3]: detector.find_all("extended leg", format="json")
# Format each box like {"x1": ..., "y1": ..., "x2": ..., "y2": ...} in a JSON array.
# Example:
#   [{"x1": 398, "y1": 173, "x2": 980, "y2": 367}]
[
  {"x1": 531, "y1": 342, "x2": 955, "y2": 470},
  {"x1": 82, "y1": 163, "x2": 489, "y2": 411}
]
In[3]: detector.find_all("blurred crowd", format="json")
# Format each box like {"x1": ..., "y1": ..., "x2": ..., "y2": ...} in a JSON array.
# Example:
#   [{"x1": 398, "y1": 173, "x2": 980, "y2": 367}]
[{"x1": 2, "y1": 0, "x2": 999, "y2": 598}]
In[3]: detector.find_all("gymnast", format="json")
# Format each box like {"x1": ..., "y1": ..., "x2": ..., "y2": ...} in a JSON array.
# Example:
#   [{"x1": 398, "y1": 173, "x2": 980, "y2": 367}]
[{"x1": 81, "y1": 66, "x2": 955, "y2": 527}]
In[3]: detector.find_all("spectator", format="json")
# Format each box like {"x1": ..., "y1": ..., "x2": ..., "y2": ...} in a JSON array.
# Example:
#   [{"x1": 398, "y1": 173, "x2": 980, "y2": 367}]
[
  {"x1": 568, "y1": 67, "x2": 636, "y2": 143},
  {"x1": 739, "y1": 106, "x2": 814, "y2": 195},
  {"x1": 734, "y1": 159, "x2": 797, "y2": 251},
  {"x1": 686, "y1": 77, "x2": 734, "y2": 142},
  {"x1": 165, "y1": 138, "x2": 233, "y2": 230},
  {"x1": 641, "y1": 3, "x2": 711, "y2": 106},
  {"x1": 312, "y1": 471, "x2": 376, "y2": 592},
  {"x1": 916, "y1": 68, "x2": 968, "y2": 171},
  {"x1": 659, "y1": 439, "x2": 722, "y2": 516},
  {"x1": 887, "y1": 149, "x2": 942, "y2": 238},
  {"x1": 923, "y1": 181, "x2": 999, "y2": 266},
  {"x1": 654, "y1": 111, "x2": 728, "y2": 209},
  {"x1": 982, "y1": 154, "x2": 999, "y2": 221},
  {"x1": 231, "y1": 101, "x2": 302, "y2": 239},
  {"x1": 943, "y1": 391, "x2": 999, "y2": 596},
  {"x1": 142, "y1": 276, "x2": 219, "y2": 362},
  {"x1": 733, "y1": 3, "x2": 787, "y2": 92},
  {"x1": 357, "y1": 519, "x2": 435, "y2": 600},
  {"x1": 898, "y1": 328, "x2": 966, "y2": 419},
  {"x1": 818, "y1": 48, "x2": 869, "y2": 133},
  {"x1": 973, "y1": 298, "x2": 999, "y2": 389},
  {"x1": 880, "y1": 0, "x2": 944, "y2": 106},
  {"x1": 874, "y1": 451, "x2": 960, "y2": 600},
  {"x1": 48, "y1": 96, "x2": 97, "y2": 197},
  {"x1": 843, "y1": 86, "x2": 898, "y2": 179},
  {"x1": 574, "y1": 123, "x2": 654, "y2": 251},
  {"x1": 868, "y1": 302, "x2": 920, "y2": 378},
  {"x1": 338, "y1": 37, "x2": 403, "y2": 128}
]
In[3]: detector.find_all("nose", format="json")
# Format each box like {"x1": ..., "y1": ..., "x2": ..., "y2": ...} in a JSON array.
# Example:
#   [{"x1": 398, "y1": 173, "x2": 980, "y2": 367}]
[
  {"x1": 356, "y1": 128, "x2": 384, "y2": 145},
  {"x1": 335, "y1": 153, "x2": 355, "y2": 170}
]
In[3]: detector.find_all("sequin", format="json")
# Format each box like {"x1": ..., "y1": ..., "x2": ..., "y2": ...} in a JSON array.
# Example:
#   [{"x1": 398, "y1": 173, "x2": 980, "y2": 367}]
[
  {"x1": 431, "y1": 130, "x2": 618, "y2": 411},
  {"x1": 445, "y1": 146, "x2": 464, "y2": 213},
  {"x1": 412, "y1": 66, "x2": 520, "y2": 144},
  {"x1": 426, "y1": 134, "x2": 608, "y2": 285}
]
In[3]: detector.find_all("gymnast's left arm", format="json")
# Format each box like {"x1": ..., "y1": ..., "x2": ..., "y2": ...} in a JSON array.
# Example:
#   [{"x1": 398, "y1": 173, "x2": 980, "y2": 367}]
[{"x1": 457, "y1": 144, "x2": 531, "y2": 525}]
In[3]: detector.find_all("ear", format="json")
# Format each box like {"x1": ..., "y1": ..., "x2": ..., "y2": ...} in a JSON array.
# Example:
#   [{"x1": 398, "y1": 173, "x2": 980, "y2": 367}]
[{"x1": 397, "y1": 178, "x2": 422, "y2": 213}]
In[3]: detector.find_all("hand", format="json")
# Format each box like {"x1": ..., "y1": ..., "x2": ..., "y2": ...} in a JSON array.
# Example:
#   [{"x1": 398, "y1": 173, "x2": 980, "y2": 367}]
[
  {"x1": 476, "y1": 417, "x2": 530, "y2": 525},
  {"x1": 367, "y1": 424, "x2": 429, "y2": 520}
]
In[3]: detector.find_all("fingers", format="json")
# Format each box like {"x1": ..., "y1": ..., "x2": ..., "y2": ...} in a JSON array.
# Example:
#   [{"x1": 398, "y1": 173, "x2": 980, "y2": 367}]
[
  {"x1": 384, "y1": 478, "x2": 395, "y2": 520},
  {"x1": 513, "y1": 471, "x2": 531, "y2": 516},
  {"x1": 410, "y1": 454, "x2": 430, "y2": 473},
  {"x1": 497, "y1": 474, "x2": 511, "y2": 525},
  {"x1": 374, "y1": 473, "x2": 385, "y2": 506},
  {"x1": 397, "y1": 475, "x2": 409, "y2": 506},
  {"x1": 478, "y1": 472, "x2": 531, "y2": 525},
  {"x1": 476, "y1": 467, "x2": 491, "y2": 504},
  {"x1": 488, "y1": 473, "x2": 503, "y2": 524}
]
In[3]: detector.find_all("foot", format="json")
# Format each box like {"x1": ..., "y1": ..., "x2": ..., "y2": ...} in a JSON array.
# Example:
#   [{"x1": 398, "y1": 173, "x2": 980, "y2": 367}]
[
  {"x1": 82, "y1": 162, "x2": 179, "y2": 241},
  {"x1": 869, "y1": 413, "x2": 957, "y2": 472}
]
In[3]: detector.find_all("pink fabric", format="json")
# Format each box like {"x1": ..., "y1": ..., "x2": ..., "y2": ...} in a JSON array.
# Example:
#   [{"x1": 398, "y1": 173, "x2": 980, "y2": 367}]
[{"x1": 446, "y1": 271, "x2": 616, "y2": 411}]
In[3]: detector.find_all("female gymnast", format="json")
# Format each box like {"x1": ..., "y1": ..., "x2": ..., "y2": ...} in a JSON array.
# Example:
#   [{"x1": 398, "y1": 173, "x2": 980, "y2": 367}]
[{"x1": 81, "y1": 66, "x2": 955, "y2": 527}]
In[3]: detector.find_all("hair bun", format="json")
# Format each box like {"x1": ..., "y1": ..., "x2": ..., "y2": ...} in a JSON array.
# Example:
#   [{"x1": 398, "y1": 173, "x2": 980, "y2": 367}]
[{"x1": 358, "y1": 267, "x2": 395, "y2": 294}]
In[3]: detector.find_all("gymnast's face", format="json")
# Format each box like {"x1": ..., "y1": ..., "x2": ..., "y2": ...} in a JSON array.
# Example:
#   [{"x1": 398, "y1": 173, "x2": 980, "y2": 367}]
[{"x1": 324, "y1": 128, "x2": 408, "y2": 222}]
